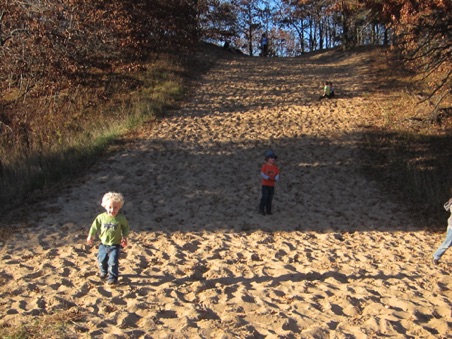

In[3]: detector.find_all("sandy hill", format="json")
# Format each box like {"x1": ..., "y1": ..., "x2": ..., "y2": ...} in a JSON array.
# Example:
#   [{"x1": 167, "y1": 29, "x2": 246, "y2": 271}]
[{"x1": 0, "y1": 45, "x2": 450, "y2": 338}]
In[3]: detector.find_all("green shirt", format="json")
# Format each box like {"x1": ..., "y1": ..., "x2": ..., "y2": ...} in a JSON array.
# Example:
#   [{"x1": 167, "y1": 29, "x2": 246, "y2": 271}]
[{"x1": 89, "y1": 212, "x2": 130, "y2": 245}]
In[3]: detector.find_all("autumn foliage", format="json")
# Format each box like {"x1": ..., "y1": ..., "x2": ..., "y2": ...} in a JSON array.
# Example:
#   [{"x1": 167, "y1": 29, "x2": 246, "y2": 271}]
[
  {"x1": 382, "y1": 0, "x2": 452, "y2": 102},
  {"x1": 0, "y1": 0, "x2": 200, "y2": 151}
]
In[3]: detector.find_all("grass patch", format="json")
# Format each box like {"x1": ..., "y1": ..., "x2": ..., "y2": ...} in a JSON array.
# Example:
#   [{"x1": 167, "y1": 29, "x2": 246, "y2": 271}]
[
  {"x1": 0, "y1": 55, "x2": 186, "y2": 213},
  {"x1": 360, "y1": 129, "x2": 452, "y2": 224},
  {"x1": 0, "y1": 308, "x2": 85, "y2": 338},
  {"x1": 356, "y1": 51, "x2": 452, "y2": 224}
]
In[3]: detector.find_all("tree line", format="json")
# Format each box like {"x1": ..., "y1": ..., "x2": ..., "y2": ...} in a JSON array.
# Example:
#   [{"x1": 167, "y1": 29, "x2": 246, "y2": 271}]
[
  {"x1": 1, "y1": 0, "x2": 451, "y2": 150},
  {"x1": 202, "y1": 0, "x2": 450, "y2": 106}
]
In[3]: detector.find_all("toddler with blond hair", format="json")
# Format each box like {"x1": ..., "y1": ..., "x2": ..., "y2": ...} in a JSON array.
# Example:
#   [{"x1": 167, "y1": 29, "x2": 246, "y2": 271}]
[{"x1": 87, "y1": 192, "x2": 130, "y2": 285}]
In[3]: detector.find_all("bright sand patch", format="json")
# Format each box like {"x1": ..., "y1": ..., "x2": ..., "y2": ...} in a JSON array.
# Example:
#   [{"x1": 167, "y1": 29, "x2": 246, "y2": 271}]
[{"x1": 1, "y1": 49, "x2": 451, "y2": 338}]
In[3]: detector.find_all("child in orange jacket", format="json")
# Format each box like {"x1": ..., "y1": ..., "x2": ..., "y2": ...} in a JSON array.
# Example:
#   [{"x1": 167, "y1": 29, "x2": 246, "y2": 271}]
[{"x1": 259, "y1": 150, "x2": 280, "y2": 215}]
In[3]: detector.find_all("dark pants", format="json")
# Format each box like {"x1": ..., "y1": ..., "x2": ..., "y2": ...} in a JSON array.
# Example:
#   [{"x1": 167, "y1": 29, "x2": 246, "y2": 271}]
[
  {"x1": 259, "y1": 185, "x2": 275, "y2": 214},
  {"x1": 98, "y1": 244, "x2": 120, "y2": 281}
]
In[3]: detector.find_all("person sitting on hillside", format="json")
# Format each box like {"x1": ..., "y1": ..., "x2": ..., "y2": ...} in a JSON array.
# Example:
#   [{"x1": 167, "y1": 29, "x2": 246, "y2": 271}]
[{"x1": 320, "y1": 81, "x2": 331, "y2": 99}]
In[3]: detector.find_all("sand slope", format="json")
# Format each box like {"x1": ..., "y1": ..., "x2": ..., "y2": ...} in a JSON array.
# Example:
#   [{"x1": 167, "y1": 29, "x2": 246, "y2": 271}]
[{"x1": 1, "y1": 48, "x2": 451, "y2": 338}]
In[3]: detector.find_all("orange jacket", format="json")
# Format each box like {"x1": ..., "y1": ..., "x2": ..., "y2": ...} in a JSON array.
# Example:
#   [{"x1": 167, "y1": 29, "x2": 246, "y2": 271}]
[{"x1": 261, "y1": 163, "x2": 280, "y2": 186}]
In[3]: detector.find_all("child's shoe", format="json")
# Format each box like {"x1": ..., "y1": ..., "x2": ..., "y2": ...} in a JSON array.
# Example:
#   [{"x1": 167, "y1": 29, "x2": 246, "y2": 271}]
[{"x1": 107, "y1": 279, "x2": 118, "y2": 285}]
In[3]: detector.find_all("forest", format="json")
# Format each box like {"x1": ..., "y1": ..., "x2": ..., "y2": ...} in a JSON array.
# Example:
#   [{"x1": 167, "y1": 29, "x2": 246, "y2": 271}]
[{"x1": 0, "y1": 0, "x2": 451, "y2": 209}]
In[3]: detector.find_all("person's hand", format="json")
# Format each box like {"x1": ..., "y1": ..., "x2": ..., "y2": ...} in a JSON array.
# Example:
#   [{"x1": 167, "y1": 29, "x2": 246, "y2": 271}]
[
  {"x1": 444, "y1": 198, "x2": 452, "y2": 211},
  {"x1": 121, "y1": 238, "x2": 128, "y2": 248},
  {"x1": 87, "y1": 237, "x2": 94, "y2": 246}
]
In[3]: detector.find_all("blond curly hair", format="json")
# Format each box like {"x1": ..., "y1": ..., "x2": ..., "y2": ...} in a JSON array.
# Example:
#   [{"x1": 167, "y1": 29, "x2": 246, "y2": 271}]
[{"x1": 101, "y1": 192, "x2": 124, "y2": 209}]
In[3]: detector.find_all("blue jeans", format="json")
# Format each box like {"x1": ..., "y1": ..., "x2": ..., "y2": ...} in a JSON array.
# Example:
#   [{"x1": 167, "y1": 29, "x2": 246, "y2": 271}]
[
  {"x1": 433, "y1": 226, "x2": 452, "y2": 260},
  {"x1": 98, "y1": 244, "x2": 120, "y2": 281},
  {"x1": 259, "y1": 185, "x2": 275, "y2": 213}
]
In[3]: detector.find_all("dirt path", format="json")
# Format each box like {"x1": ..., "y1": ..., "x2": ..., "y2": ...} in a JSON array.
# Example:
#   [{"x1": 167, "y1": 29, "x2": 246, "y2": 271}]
[{"x1": 1, "y1": 48, "x2": 450, "y2": 338}]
